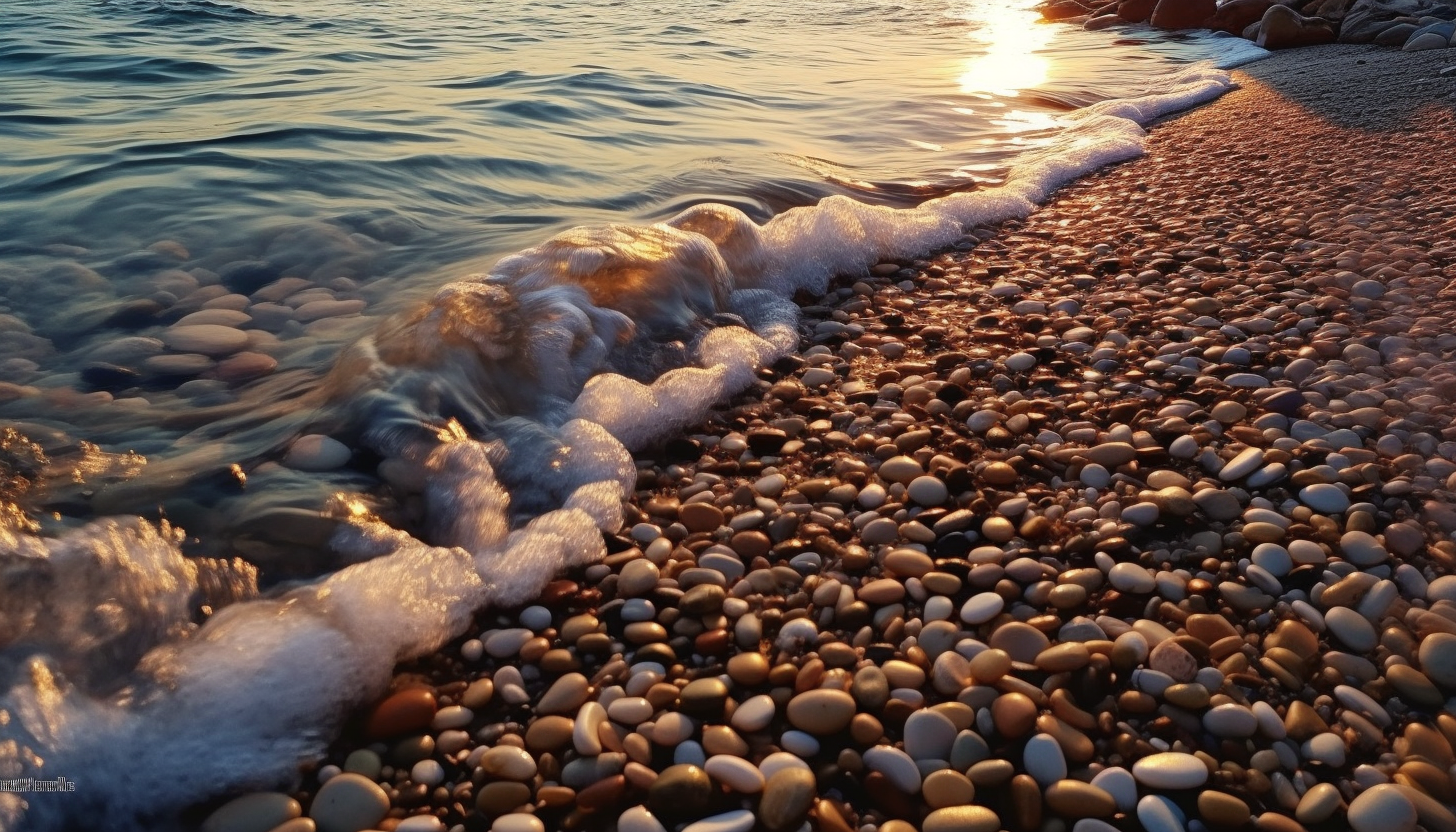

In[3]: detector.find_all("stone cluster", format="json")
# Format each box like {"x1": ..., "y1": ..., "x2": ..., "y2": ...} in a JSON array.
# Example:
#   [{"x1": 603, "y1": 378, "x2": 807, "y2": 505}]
[
  {"x1": 1038, "y1": 0, "x2": 1456, "y2": 52},
  {"x1": 191, "y1": 58, "x2": 1456, "y2": 832}
]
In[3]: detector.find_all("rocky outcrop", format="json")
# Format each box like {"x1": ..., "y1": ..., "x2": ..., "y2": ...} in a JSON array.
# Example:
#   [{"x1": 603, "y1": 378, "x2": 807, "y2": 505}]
[
  {"x1": 1206, "y1": 0, "x2": 1278, "y2": 32},
  {"x1": 1042, "y1": 0, "x2": 1456, "y2": 53},
  {"x1": 1338, "y1": 0, "x2": 1429, "y2": 40},
  {"x1": 1116, "y1": 0, "x2": 1160, "y2": 22},
  {"x1": 1150, "y1": 0, "x2": 1218, "y2": 27}
]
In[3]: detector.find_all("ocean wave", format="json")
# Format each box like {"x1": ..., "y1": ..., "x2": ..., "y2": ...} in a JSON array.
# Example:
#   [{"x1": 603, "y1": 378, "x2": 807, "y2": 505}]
[{"x1": 0, "y1": 46, "x2": 1265, "y2": 829}]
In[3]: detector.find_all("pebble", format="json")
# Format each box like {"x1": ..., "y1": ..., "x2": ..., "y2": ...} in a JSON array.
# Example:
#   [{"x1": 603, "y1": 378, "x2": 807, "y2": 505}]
[
  {"x1": 1325, "y1": 607, "x2": 1377, "y2": 652},
  {"x1": 1024, "y1": 734, "x2": 1067, "y2": 786},
  {"x1": 960, "y1": 592, "x2": 1005, "y2": 625},
  {"x1": 922, "y1": 806, "x2": 1000, "y2": 832},
  {"x1": 284, "y1": 435, "x2": 352, "y2": 472},
  {"x1": 1219, "y1": 447, "x2": 1265, "y2": 481},
  {"x1": 758, "y1": 767, "x2": 817, "y2": 831},
  {"x1": 1347, "y1": 784, "x2": 1418, "y2": 832},
  {"x1": 704, "y1": 756, "x2": 764, "y2": 793},
  {"x1": 308, "y1": 774, "x2": 388, "y2": 832},
  {"x1": 1138, "y1": 795, "x2": 1186, "y2": 832},
  {"x1": 785, "y1": 689, "x2": 856, "y2": 735},
  {"x1": 863, "y1": 746, "x2": 922, "y2": 793},
  {"x1": 1339, "y1": 530, "x2": 1388, "y2": 566},
  {"x1": 1132, "y1": 752, "x2": 1209, "y2": 789},
  {"x1": 904, "y1": 709, "x2": 957, "y2": 761},
  {"x1": 683, "y1": 810, "x2": 754, "y2": 832},
  {"x1": 163, "y1": 324, "x2": 249, "y2": 356},
  {"x1": 1300, "y1": 483, "x2": 1350, "y2": 513},
  {"x1": 1418, "y1": 632, "x2": 1456, "y2": 688},
  {"x1": 202, "y1": 793, "x2": 302, "y2": 832}
]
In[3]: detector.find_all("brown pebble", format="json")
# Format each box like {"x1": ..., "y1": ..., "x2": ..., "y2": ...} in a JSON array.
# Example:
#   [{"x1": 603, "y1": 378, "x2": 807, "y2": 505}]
[
  {"x1": 923, "y1": 806, "x2": 1001, "y2": 832},
  {"x1": 787, "y1": 689, "x2": 857, "y2": 735},
  {"x1": 728, "y1": 652, "x2": 770, "y2": 686},
  {"x1": 991, "y1": 692, "x2": 1037, "y2": 738},
  {"x1": 1045, "y1": 780, "x2": 1115, "y2": 818},
  {"x1": 364, "y1": 689, "x2": 435, "y2": 739},
  {"x1": 922, "y1": 770, "x2": 976, "y2": 809},
  {"x1": 475, "y1": 781, "x2": 532, "y2": 815},
  {"x1": 760, "y1": 767, "x2": 817, "y2": 832},
  {"x1": 679, "y1": 502, "x2": 725, "y2": 532},
  {"x1": 1199, "y1": 791, "x2": 1252, "y2": 828}
]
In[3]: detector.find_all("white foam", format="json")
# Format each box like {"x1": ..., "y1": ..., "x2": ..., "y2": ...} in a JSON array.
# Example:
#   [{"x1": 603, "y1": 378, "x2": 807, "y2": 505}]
[{"x1": 0, "y1": 49, "x2": 1268, "y2": 831}]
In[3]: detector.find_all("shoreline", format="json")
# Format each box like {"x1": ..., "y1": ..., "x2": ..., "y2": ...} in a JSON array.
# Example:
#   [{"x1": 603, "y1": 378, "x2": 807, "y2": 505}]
[{"x1": 240, "y1": 43, "x2": 1456, "y2": 832}]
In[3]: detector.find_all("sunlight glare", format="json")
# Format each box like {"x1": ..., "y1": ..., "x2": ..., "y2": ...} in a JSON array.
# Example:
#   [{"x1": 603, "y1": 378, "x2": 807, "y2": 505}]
[{"x1": 956, "y1": 0, "x2": 1054, "y2": 97}]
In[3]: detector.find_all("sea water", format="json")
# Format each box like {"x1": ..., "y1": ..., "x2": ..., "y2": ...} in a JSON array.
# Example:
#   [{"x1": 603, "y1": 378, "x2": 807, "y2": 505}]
[{"x1": 0, "y1": 0, "x2": 1264, "y2": 827}]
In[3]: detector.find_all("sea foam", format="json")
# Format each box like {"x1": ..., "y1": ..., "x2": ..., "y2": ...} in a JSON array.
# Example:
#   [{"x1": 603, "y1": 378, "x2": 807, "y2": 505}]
[{"x1": 0, "y1": 42, "x2": 1266, "y2": 831}]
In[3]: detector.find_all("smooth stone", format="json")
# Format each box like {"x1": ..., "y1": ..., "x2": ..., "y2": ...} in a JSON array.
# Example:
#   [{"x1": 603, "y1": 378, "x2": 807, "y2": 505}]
[
  {"x1": 1046, "y1": 781, "x2": 1116, "y2": 818},
  {"x1": 618, "y1": 806, "x2": 669, "y2": 832},
  {"x1": 649, "y1": 765, "x2": 713, "y2": 821},
  {"x1": 1219, "y1": 447, "x2": 1265, "y2": 481},
  {"x1": 1194, "y1": 488, "x2": 1242, "y2": 521},
  {"x1": 1303, "y1": 732, "x2": 1347, "y2": 767},
  {"x1": 1005, "y1": 352, "x2": 1037, "y2": 371},
  {"x1": 284, "y1": 434, "x2": 352, "y2": 472},
  {"x1": 679, "y1": 502, "x2": 724, "y2": 532},
  {"x1": 1132, "y1": 752, "x2": 1209, "y2": 789},
  {"x1": 785, "y1": 689, "x2": 856, "y2": 735},
  {"x1": 479, "y1": 746, "x2": 538, "y2": 780},
  {"x1": 1296, "y1": 782, "x2": 1343, "y2": 824},
  {"x1": 878, "y1": 455, "x2": 926, "y2": 484},
  {"x1": 863, "y1": 746, "x2": 922, "y2": 793},
  {"x1": 683, "y1": 810, "x2": 754, "y2": 832},
  {"x1": 1347, "y1": 784, "x2": 1417, "y2": 832},
  {"x1": 308, "y1": 774, "x2": 389, "y2": 832},
  {"x1": 922, "y1": 806, "x2": 1000, "y2": 832},
  {"x1": 1122, "y1": 502, "x2": 1161, "y2": 526},
  {"x1": 1326, "y1": 607, "x2": 1378, "y2": 653},
  {"x1": 1024, "y1": 734, "x2": 1067, "y2": 786},
  {"x1": 908, "y1": 475, "x2": 950, "y2": 505},
  {"x1": 1340, "y1": 530, "x2": 1388, "y2": 566},
  {"x1": 364, "y1": 689, "x2": 435, "y2": 738},
  {"x1": 1251, "y1": 543, "x2": 1293, "y2": 578},
  {"x1": 705, "y1": 755, "x2": 764, "y2": 793},
  {"x1": 904, "y1": 709, "x2": 958, "y2": 762},
  {"x1": 490, "y1": 815, "x2": 545, "y2": 832},
  {"x1": 203, "y1": 793, "x2": 302, "y2": 832},
  {"x1": 1148, "y1": 640, "x2": 1198, "y2": 683},
  {"x1": 1203, "y1": 704, "x2": 1258, "y2": 737},
  {"x1": 1198, "y1": 791, "x2": 1251, "y2": 827},
  {"x1": 960, "y1": 592, "x2": 1005, "y2": 625},
  {"x1": 1084, "y1": 442, "x2": 1137, "y2": 467},
  {"x1": 758, "y1": 767, "x2": 817, "y2": 831},
  {"x1": 1418, "y1": 632, "x2": 1456, "y2": 688},
  {"x1": 538, "y1": 673, "x2": 590, "y2": 714},
  {"x1": 923, "y1": 770, "x2": 977, "y2": 808},
  {"x1": 162, "y1": 324, "x2": 249, "y2": 355},
  {"x1": 731, "y1": 694, "x2": 777, "y2": 732},
  {"x1": 410, "y1": 759, "x2": 445, "y2": 787},
  {"x1": 1138, "y1": 795, "x2": 1187, "y2": 832},
  {"x1": 1090, "y1": 767, "x2": 1138, "y2": 812},
  {"x1": 1300, "y1": 483, "x2": 1350, "y2": 513},
  {"x1": 1109, "y1": 562, "x2": 1156, "y2": 593}
]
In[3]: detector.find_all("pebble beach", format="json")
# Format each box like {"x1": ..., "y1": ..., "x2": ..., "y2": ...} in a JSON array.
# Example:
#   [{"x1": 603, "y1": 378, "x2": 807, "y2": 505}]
[{"x1": 174, "y1": 43, "x2": 1456, "y2": 832}]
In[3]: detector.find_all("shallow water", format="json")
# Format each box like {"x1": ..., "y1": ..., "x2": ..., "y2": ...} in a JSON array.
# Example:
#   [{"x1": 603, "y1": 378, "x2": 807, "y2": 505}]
[{"x1": 0, "y1": 0, "x2": 1267, "y2": 827}]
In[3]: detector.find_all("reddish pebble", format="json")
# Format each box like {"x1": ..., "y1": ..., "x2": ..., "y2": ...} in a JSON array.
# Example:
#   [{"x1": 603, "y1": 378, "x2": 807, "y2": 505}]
[{"x1": 364, "y1": 688, "x2": 436, "y2": 738}]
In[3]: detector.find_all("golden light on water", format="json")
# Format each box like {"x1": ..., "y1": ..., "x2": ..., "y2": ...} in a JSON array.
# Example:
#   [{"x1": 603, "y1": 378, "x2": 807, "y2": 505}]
[{"x1": 955, "y1": 0, "x2": 1054, "y2": 97}]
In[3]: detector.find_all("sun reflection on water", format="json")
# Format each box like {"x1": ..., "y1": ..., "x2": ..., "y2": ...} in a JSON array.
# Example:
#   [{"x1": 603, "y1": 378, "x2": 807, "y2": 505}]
[{"x1": 955, "y1": 0, "x2": 1055, "y2": 97}]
